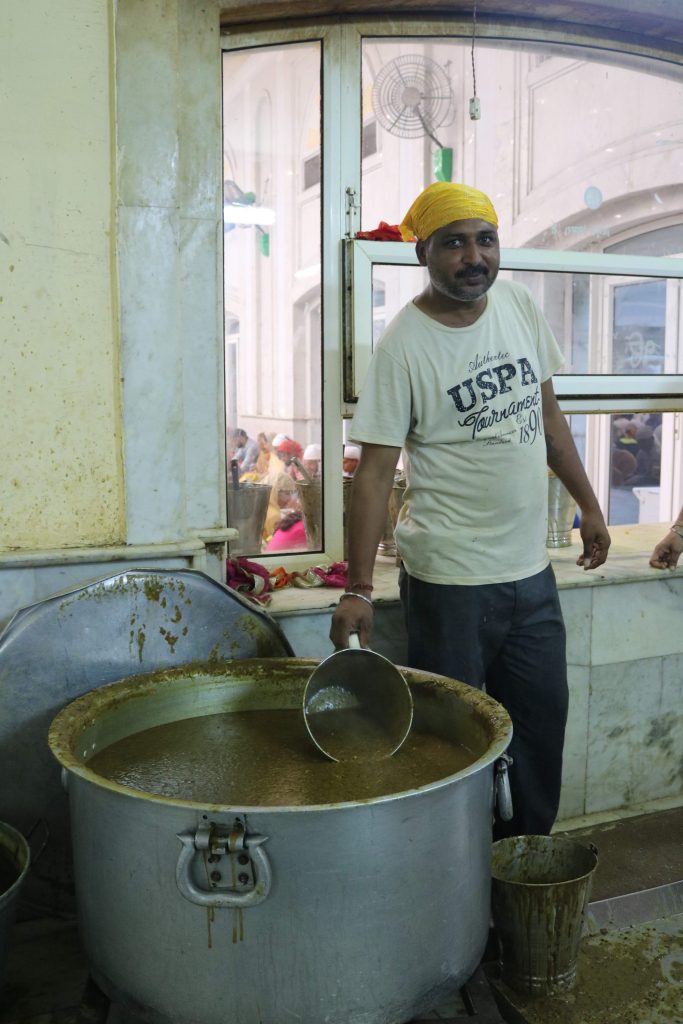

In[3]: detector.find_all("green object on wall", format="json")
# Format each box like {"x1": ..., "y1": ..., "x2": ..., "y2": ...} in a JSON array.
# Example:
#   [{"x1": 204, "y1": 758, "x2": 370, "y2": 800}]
[
  {"x1": 433, "y1": 147, "x2": 453, "y2": 182},
  {"x1": 259, "y1": 232, "x2": 270, "y2": 257}
]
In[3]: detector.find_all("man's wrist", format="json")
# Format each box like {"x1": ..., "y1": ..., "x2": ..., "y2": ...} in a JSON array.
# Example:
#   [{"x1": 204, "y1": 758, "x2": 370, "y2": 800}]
[
  {"x1": 339, "y1": 592, "x2": 374, "y2": 610},
  {"x1": 346, "y1": 581, "x2": 374, "y2": 593}
]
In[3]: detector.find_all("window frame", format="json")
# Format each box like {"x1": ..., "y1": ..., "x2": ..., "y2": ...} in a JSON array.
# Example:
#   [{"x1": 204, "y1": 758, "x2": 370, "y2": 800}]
[
  {"x1": 344, "y1": 240, "x2": 683, "y2": 414},
  {"x1": 221, "y1": 17, "x2": 683, "y2": 562}
]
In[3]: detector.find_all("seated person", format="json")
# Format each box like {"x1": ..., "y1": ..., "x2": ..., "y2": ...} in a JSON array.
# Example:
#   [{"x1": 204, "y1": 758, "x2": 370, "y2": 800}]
[
  {"x1": 629, "y1": 426, "x2": 660, "y2": 487},
  {"x1": 255, "y1": 431, "x2": 278, "y2": 477},
  {"x1": 274, "y1": 437, "x2": 306, "y2": 480},
  {"x1": 265, "y1": 476, "x2": 308, "y2": 552},
  {"x1": 611, "y1": 448, "x2": 637, "y2": 487},
  {"x1": 302, "y1": 443, "x2": 322, "y2": 479}
]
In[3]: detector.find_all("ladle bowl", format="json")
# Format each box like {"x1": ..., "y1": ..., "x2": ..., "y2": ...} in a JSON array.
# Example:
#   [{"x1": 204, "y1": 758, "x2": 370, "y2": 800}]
[{"x1": 303, "y1": 634, "x2": 414, "y2": 762}]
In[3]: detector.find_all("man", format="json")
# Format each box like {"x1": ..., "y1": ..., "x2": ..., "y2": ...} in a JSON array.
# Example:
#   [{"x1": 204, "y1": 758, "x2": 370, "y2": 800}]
[
  {"x1": 274, "y1": 436, "x2": 305, "y2": 480},
  {"x1": 303, "y1": 442, "x2": 322, "y2": 479},
  {"x1": 342, "y1": 444, "x2": 362, "y2": 478},
  {"x1": 231, "y1": 428, "x2": 259, "y2": 473},
  {"x1": 330, "y1": 181, "x2": 611, "y2": 839}
]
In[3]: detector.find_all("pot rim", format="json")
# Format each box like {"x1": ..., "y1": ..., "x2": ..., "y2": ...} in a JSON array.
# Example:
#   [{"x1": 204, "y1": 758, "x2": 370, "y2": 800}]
[{"x1": 48, "y1": 658, "x2": 513, "y2": 813}]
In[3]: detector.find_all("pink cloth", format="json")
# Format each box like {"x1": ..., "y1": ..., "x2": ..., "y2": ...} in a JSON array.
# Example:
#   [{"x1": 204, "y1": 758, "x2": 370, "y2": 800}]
[
  {"x1": 225, "y1": 557, "x2": 272, "y2": 603},
  {"x1": 310, "y1": 562, "x2": 348, "y2": 587},
  {"x1": 265, "y1": 518, "x2": 308, "y2": 552}
]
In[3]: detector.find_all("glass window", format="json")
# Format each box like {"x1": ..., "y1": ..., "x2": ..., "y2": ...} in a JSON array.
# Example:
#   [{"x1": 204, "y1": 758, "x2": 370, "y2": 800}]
[
  {"x1": 575, "y1": 411, "x2": 675, "y2": 527},
  {"x1": 222, "y1": 42, "x2": 323, "y2": 557},
  {"x1": 500, "y1": 271, "x2": 679, "y2": 376},
  {"x1": 361, "y1": 38, "x2": 683, "y2": 253}
]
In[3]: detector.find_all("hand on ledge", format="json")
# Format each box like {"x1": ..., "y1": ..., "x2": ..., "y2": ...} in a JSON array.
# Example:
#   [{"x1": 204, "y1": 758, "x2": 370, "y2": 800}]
[{"x1": 649, "y1": 529, "x2": 683, "y2": 570}]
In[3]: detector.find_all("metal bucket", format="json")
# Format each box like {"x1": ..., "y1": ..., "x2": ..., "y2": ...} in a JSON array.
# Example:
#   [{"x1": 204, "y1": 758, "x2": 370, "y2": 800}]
[
  {"x1": 295, "y1": 479, "x2": 322, "y2": 549},
  {"x1": 49, "y1": 659, "x2": 512, "y2": 1024},
  {"x1": 227, "y1": 483, "x2": 271, "y2": 555},
  {"x1": 0, "y1": 822, "x2": 30, "y2": 989},
  {"x1": 547, "y1": 473, "x2": 577, "y2": 548},
  {"x1": 491, "y1": 834, "x2": 598, "y2": 997}
]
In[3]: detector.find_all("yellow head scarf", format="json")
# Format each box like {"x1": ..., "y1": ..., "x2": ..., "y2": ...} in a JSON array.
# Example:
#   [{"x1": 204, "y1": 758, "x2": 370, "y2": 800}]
[{"x1": 399, "y1": 182, "x2": 498, "y2": 241}]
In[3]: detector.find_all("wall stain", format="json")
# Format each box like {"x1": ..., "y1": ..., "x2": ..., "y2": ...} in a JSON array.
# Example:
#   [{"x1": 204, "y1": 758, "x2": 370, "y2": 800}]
[{"x1": 646, "y1": 718, "x2": 674, "y2": 755}]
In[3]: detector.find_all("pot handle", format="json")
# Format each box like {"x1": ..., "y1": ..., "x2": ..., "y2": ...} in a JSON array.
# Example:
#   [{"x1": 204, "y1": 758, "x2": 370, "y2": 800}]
[
  {"x1": 494, "y1": 753, "x2": 514, "y2": 822},
  {"x1": 176, "y1": 822, "x2": 272, "y2": 908}
]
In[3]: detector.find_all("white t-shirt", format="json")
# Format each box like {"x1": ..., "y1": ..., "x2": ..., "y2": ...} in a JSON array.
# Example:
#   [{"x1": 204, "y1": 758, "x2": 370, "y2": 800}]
[{"x1": 349, "y1": 280, "x2": 564, "y2": 585}]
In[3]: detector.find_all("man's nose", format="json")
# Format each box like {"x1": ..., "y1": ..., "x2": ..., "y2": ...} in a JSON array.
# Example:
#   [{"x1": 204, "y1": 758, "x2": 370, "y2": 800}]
[{"x1": 462, "y1": 239, "x2": 482, "y2": 263}]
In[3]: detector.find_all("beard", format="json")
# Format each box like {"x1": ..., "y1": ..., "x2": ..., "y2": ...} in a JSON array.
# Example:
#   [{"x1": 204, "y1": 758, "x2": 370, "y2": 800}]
[{"x1": 431, "y1": 265, "x2": 496, "y2": 303}]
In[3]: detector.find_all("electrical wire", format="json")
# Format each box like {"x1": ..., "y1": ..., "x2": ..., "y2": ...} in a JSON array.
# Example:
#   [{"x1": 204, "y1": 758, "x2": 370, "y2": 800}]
[{"x1": 471, "y1": 0, "x2": 478, "y2": 99}]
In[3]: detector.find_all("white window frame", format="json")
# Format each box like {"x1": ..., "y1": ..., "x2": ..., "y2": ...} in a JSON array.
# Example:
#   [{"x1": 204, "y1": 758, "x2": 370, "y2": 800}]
[{"x1": 344, "y1": 240, "x2": 683, "y2": 415}]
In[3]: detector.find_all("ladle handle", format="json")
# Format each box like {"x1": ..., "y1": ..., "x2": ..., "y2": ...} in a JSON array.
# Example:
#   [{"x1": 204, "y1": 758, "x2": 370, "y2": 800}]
[{"x1": 494, "y1": 753, "x2": 514, "y2": 822}]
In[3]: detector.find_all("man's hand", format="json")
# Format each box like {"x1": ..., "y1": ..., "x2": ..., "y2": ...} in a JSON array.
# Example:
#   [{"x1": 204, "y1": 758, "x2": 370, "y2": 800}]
[
  {"x1": 329, "y1": 594, "x2": 374, "y2": 649},
  {"x1": 576, "y1": 509, "x2": 611, "y2": 570},
  {"x1": 649, "y1": 530, "x2": 683, "y2": 570}
]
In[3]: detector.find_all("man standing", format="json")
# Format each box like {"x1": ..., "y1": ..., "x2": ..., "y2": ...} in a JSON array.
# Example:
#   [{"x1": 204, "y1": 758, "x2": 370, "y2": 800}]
[{"x1": 330, "y1": 182, "x2": 610, "y2": 839}]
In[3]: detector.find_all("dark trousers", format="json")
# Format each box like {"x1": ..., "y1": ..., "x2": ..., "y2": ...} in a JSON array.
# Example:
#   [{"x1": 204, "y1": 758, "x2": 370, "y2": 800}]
[{"x1": 399, "y1": 564, "x2": 568, "y2": 839}]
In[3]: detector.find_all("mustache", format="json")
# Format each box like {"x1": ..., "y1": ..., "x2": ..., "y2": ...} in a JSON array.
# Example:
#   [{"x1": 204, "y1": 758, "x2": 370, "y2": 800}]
[{"x1": 457, "y1": 265, "x2": 489, "y2": 279}]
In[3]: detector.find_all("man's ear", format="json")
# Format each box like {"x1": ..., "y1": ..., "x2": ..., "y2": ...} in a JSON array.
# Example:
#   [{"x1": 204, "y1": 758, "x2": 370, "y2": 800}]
[{"x1": 415, "y1": 239, "x2": 427, "y2": 267}]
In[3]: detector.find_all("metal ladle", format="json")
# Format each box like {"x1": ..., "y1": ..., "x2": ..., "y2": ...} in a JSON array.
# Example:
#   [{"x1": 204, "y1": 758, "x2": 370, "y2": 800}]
[{"x1": 303, "y1": 634, "x2": 414, "y2": 762}]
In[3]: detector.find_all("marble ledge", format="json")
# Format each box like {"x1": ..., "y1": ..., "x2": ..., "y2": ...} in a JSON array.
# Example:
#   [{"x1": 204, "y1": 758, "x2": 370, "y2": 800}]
[{"x1": 268, "y1": 522, "x2": 679, "y2": 617}]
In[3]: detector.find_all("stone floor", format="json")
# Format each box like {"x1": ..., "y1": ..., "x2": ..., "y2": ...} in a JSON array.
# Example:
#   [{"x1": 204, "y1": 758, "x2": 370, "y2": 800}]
[
  {"x1": 1, "y1": 806, "x2": 681, "y2": 1024},
  {"x1": 556, "y1": 804, "x2": 683, "y2": 902}
]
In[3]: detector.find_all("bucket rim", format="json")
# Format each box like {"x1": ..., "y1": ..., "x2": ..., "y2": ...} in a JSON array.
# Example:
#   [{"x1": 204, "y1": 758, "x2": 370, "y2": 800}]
[{"x1": 491, "y1": 833, "x2": 598, "y2": 887}]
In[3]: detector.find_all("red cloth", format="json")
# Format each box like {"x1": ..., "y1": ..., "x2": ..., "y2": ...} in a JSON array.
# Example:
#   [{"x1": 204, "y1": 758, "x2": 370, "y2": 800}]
[{"x1": 355, "y1": 221, "x2": 413, "y2": 242}]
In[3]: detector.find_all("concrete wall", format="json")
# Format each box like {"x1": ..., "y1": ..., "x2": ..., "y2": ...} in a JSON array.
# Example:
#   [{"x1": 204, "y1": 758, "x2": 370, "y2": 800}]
[{"x1": 0, "y1": 1, "x2": 122, "y2": 551}]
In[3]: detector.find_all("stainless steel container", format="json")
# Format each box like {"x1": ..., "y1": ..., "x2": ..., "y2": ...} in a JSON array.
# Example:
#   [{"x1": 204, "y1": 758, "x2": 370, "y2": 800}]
[
  {"x1": 49, "y1": 659, "x2": 512, "y2": 1024},
  {"x1": 547, "y1": 472, "x2": 577, "y2": 548}
]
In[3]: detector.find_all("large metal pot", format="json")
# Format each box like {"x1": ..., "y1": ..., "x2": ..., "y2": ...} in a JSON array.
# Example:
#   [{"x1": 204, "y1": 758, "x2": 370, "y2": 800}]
[{"x1": 48, "y1": 659, "x2": 512, "y2": 1024}]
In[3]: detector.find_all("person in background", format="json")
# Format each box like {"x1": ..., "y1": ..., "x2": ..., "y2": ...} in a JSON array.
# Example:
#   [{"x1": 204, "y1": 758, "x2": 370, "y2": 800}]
[
  {"x1": 232, "y1": 428, "x2": 260, "y2": 473},
  {"x1": 342, "y1": 444, "x2": 361, "y2": 478},
  {"x1": 275, "y1": 437, "x2": 306, "y2": 480},
  {"x1": 330, "y1": 181, "x2": 610, "y2": 841},
  {"x1": 628, "y1": 425, "x2": 660, "y2": 487},
  {"x1": 614, "y1": 419, "x2": 640, "y2": 456},
  {"x1": 649, "y1": 511, "x2": 683, "y2": 569},
  {"x1": 255, "y1": 431, "x2": 277, "y2": 477},
  {"x1": 303, "y1": 443, "x2": 322, "y2": 479},
  {"x1": 265, "y1": 475, "x2": 307, "y2": 551}
]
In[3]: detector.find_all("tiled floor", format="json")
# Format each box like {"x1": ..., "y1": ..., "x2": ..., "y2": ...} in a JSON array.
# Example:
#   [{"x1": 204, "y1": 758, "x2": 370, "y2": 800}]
[{"x1": 1, "y1": 807, "x2": 681, "y2": 1024}]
